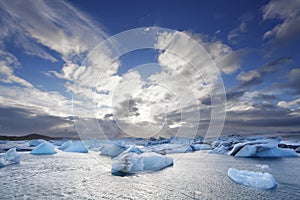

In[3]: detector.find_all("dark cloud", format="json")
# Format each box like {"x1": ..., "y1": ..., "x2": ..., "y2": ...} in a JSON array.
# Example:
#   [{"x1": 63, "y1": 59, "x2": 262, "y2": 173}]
[
  {"x1": 237, "y1": 57, "x2": 292, "y2": 89},
  {"x1": 254, "y1": 94, "x2": 278, "y2": 101},
  {"x1": 287, "y1": 68, "x2": 300, "y2": 93},
  {"x1": 0, "y1": 107, "x2": 76, "y2": 137}
]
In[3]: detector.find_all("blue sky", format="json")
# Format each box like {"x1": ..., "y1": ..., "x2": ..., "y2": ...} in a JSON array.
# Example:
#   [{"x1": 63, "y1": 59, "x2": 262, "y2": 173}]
[{"x1": 0, "y1": 0, "x2": 299, "y2": 138}]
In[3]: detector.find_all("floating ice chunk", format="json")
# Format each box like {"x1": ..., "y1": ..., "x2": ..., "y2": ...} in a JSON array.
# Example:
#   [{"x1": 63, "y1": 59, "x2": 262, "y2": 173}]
[
  {"x1": 30, "y1": 141, "x2": 56, "y2": 155},
  {"x1": 58, "y1": 140, "x2": 72, "y2": 150},
  {"x1": 28, "y1": 139, "x2": 45, "y2": 147},
  {"x1": 210, "y1": 143, "x2": 231, "y2": 154},
  {"x1": 234, "y1": 145, "x2": 257, "y2": 157},
  {"x1": 255, "y1": 164, "x2": 269, "y2": 170},
  {"x1": 170, "y1": 137, "x2": 192, "y2": 145},
  {"x1": 191, "y1": 144, "x2": 211, "y2": 151},
  {"x1": 234, "y1": 145, "x2": 298, "y2": 157},
  {"x1": 100, "y1": 142, "x2": 126, "y2": 158},
  {"x1": 112, "y1": 152, "x2": 173, "y2": 175},
  {"x1": 123, "y1": 145, "x2": 142, "y2": 154},
  {"x1": 0, "y1": 148, "x2": 21, "y2": 168},
  {"x1": 144, "y1": 143, "x2": 192, "y2": 154},
  {"x1": 228, "y1": 168, "x2": 277, "y2": 189},
  {"x1": 256, "y1": 147, "x2": 298, "y2": 157},
  {"x1": 229, "y1": 137, "x2": 298, "y2": 158},
  {"x1": 63, "y1": 141, "x2": 88, "y2": 153}
]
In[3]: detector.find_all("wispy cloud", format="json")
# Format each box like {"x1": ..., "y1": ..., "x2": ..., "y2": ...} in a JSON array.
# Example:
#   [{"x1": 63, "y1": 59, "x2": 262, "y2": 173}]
[
  {"x1": 0, "y1": 0, "x2": 108, "y2": 61},
  {"x1": 237, "y1": 57, "x2": 292, "y2": 88},
  {"x1": 228, "y1": 13, "x2": 253, "y2": 44},
  {"x1": 0, "y1": 50, "x2": 33, "y2": 88}
]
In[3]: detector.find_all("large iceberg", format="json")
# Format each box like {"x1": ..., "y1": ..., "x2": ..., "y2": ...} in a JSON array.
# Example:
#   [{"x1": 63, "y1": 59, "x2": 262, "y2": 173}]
[
  {"x1": 30, "y1": 141, "x2": 56, "y2": 155},
  {"x1": 228, "y1": 168, "x2": 277, "y2": 189},
  {"x1": 63, "y1": 141, "x2": 88, "y2": 153},
  {"x1": 112, "y1": 152, "x2": 173, "y2": 175},
  {"x1": 0, "y1": 148, "x2": 21, "y2": 168},
  {"x1": 229, "y1": 138, "x2": 298, "y2": 158}
]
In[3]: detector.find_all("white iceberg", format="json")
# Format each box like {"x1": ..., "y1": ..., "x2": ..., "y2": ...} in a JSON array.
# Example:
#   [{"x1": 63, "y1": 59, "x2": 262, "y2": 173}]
[
  {"x1": 30, "y1": 141, "x2": 56, "y2": 155},
  {"x1": 99, "y1": 142, "x2": 127, "y2": 158},
  {"x1": 63, "y1": 141, "x2": 88, "y2": 153},
  {"x1": 0, "y1": 148, "x2": 21, "y2": 168},
  {"x1": 112, "y1": 152, "x2": 173, "y2": 175},
  {"x1": 228, "y1": 168, "x2": 277, "y2": 189}
]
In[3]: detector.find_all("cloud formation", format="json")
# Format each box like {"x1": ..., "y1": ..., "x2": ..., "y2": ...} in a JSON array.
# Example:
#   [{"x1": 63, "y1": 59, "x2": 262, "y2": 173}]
[
  {"x1": 228, "y1": 13, "x2": 253, "y2": 44},
  {"x1": 237, "y1": 57, "x2": 292, "y2": 88},
  {"x1": 263, "y1": 0, "x2": 300, "y2": 42},
  {"x1": 0, "y1": 50, "x2": 33, "y2": 87},
  {"x1": 0, "y1": 0, "x2": 108, "y2": 61}
]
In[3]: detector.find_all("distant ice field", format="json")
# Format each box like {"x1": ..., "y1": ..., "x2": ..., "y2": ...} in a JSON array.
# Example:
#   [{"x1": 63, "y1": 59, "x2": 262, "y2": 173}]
[{"x1": 0, "y1": 151, "x2": 299, "y2": 199}]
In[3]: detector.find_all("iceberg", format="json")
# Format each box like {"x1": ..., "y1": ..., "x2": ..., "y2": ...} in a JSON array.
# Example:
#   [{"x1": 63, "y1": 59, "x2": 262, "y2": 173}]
[
  {"x1": 99, "y1": 142, "x2": 127, "y2": 158},
  {"x1": 170, "y1": 137, "x2": 192, "y2": 145},
  {"x1": 28, "y1": 139, "x2": 45, "y2": 147},
  {"x1": 0, "y1": 148, "x2": 21, "y2": 168},
  {"x1": 144, "y1": 143, "x2": 193, "y2": 154},
  {"x1": 191, "y1": 144, "x2": 211, "y2": 151},
  {"x1": 30, "y1": 141, "x2": 56, "y2": 155},
  {"x1": 255, "y1": 147, "x2": 298, "y2": 157},
  {"x1": 228, "y1": 137, "x2": 298, "y2": 158},
  {"x1": 63, "y1": 141, "x2": 88, "y2": 153},
  {"x1": 58, "y1": 140, "x2": 72, "y2": 150},
  {"x1": 233, "y1": 144, "x2": 298, "y2": 158},
  {"x1": 228, "y1": 168, "x2": 277, "y2": 189},
  {"x1": 112, "y1": 152, "x2": 173, "y2": 175},
  {"x1": 210, "y1": 142, "x2": 232, "y2": 154}
]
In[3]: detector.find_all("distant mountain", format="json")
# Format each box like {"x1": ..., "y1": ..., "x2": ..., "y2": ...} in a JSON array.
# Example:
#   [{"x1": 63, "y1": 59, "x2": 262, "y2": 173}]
[{"x1": 0, "y1": 133, "x2": 78, "y2": 141}]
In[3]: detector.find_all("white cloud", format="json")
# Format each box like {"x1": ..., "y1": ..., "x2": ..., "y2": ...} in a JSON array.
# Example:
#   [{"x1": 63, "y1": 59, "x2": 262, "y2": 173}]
[
  {"x1": 237, "y1": 70, "x2": 261, "y2": 82},
  {"x1": 262, "y1": 0, "x2": 300, "y2": 41},
  {"x1": 0, "y1": 0, "x2": 108, "y2": 61},
  {"x1": 0, "y1": 86, "x2": 72, "y2": 117},
  {"x1": 278, "y1": 98, "x2": 300, "y2": 108},
  {"x1": 0, "y1": 50, "x2": 33, "y2": 88}
]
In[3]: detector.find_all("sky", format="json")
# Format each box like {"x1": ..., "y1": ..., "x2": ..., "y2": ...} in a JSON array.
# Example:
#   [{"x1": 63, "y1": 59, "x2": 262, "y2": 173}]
[{"x1": 0, "y1": 0, "x2": 300, "y2": 139}]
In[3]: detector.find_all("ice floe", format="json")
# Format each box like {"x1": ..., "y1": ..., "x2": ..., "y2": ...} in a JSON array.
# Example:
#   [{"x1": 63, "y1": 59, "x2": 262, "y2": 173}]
[
  {"x1": 0, "y1": 148, "x2": 21, "y2": 168},
  {"x1": 228, "y1": 168, "x2": 277, "y2": 189},
  {"x1": 112, "y1": 152, "x2": 173, "y2": 175}
]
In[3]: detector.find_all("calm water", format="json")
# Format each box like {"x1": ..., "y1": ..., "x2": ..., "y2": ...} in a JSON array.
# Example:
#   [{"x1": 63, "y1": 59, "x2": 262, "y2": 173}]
[{"x1": 0, "y1": 151, "x2": 299, "y2": 199}]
